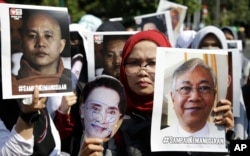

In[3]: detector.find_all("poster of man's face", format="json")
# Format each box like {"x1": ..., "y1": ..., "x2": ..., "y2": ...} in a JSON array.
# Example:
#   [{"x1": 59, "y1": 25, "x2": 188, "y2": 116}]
[
  {"x1": 88, "y1": 31, "x2": 136, "y2": 80},
  {"x1": 0, "y1": 4, "x2": 72, "y2": 99},
  {"x1": 151, "y1": 47, "x2": 229, "y2": 152}
]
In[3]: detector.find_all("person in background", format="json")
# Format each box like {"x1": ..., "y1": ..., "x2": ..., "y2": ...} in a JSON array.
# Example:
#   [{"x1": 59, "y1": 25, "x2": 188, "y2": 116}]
[
  {"x1": 95, "y1": 21, "x2": 126, "y2": 76},
  {"x1": 221, "y1": 26, "x2": 238, "y2": 40},
  {"x1": 101, "y1": 35, "x2": 130, "y2": 79},
  {"x1": 81, "y1": 30, "x2": 234, "y2": 156},
  {"x1": 140, "y1": 17, "x2": 166, "y2": 34},
  {"x1": 96, "y1": 21, "x2": 126, "y2": 32},
  {"x1": 126, "y1": 27, "x2": 136, "y2": 31},
  {"x1": 221, "y1": 26, "x2": 250, "y2": 86},
  {"x1": 175, "y1": 30, "x2": 197, "y2": 48},
  {"x1": 192, "y1": 25, "x2": 249, "y2": 140}
]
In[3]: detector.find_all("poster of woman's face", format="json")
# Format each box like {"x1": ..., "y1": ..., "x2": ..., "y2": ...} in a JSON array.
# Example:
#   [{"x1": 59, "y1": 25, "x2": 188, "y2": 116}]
[
  {"x1": 80, "y1": 75, "x2": 126, "y2": 141},
  {"x1": 84, "y1": 88, "x2": 121, "y2": 138}
]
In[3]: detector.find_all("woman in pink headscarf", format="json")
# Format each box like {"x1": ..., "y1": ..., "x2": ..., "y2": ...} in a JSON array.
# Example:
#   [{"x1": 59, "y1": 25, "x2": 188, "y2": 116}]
[
  {"x1": 80, "y1": 30, "x2": 234, "y2": 156},
  {"x1": 119, "y1": 30, "x2": 172, "y2": 116}
]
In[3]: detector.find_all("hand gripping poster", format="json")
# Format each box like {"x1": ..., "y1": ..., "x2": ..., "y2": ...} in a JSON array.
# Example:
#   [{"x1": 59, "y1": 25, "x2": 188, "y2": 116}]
[
  {"x1": 0, "y1": 4, "x2": 72, "y2": 99},
  {"x1": 151, "y1": 48, "x2": 229, "y2": 152}
]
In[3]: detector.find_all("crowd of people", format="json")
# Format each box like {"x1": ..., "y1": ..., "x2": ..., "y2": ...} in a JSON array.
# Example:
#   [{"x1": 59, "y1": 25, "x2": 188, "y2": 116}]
[{"x1": 0, "y1": 3, "x2": 250, "y2": 156}]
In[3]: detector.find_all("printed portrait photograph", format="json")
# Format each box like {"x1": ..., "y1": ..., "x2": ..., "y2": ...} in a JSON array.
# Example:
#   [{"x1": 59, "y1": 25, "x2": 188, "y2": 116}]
[
  {"x1": 227, "y1": 49, "x2": 242, "y2": 117},
  {"x1": 226, "y1": 40, "x2": 243, "y2": 51},
  {"x1": 0, "y1": 4, "x2": 72, "y2": 99},
  {"x1": 87, "y1": 31, "x2": 136, "y2": 80},
  {"x1": 157, "y1": 0, "x2": 188, "y2": 44},
  {"x1": 224, "y1": 40, "x2": 243, "y2": 116},
  {"x1": 79, "y1": 75, "x2": 126, "y2": 142},
  {"x1": 134, "y1": 11, "x2": 174, "y2": 45},
  {"x1": 69, "y1": 24, "x2": 90, "y2": 89},
  {"x1": 151, "y1": 47, "x2": 229, "y2": 152}
]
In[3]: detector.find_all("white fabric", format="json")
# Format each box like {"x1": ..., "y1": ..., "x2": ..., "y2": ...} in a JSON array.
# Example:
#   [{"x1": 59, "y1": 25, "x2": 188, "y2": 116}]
[
  {"x1": 234, "y1": 95, "x2": 249, "y2": 139},
  {"x1": 47, "y1": 96, "x2": 62, "y2": 119},
  {"x1": 191, "y1": 25, "x2": 227, "y2": 49},
  {"x1": 0, "y1": 114, "x2": 61, "y2": 156},
  {"x1": 175, "y1": 30, "x2": 196, "y2": 48},
  {"x1": 0, "y1": 119, "x2": 34, "y2": 155},
  {"x1": 161, "y1": 122, "x2": 226, "y2": 151},
  {"x1": 78, "y1": 14, "x2": 102, "y2": 32}
]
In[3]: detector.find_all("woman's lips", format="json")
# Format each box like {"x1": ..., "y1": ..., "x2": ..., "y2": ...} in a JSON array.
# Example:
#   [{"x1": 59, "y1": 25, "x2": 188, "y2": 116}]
[
  {"x1": 137, "y1": 80, "x2": 150, "y2": 87},
  {"x1": 91, "y1": 123, "x2": 107, "y2": 132}
]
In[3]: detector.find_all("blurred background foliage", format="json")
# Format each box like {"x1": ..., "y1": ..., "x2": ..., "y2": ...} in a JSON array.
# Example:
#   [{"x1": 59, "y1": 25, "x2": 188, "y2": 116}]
[{"x1": 3, "y1": 0, "x2": 250, "y2": 32}]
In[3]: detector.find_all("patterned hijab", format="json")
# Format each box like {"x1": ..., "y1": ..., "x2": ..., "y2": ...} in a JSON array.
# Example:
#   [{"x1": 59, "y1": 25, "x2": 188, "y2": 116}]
[{"x1": 120, "y1": 30, "x2": 172, "y2": 116}]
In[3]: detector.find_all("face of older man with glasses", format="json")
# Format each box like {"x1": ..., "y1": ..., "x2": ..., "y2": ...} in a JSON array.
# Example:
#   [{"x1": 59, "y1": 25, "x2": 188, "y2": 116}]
[
  {"x1": 170, "y1": 64, "x2": 216, "y2": 133},
  {"x1": 124, "y1": 40, "x2": 157, "y2": 96}
]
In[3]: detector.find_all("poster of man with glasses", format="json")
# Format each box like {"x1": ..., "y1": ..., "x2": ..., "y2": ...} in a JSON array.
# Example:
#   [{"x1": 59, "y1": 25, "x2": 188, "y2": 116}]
[{"x1": 151, "y1": 48, "x2": 229, "y2": 152}]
